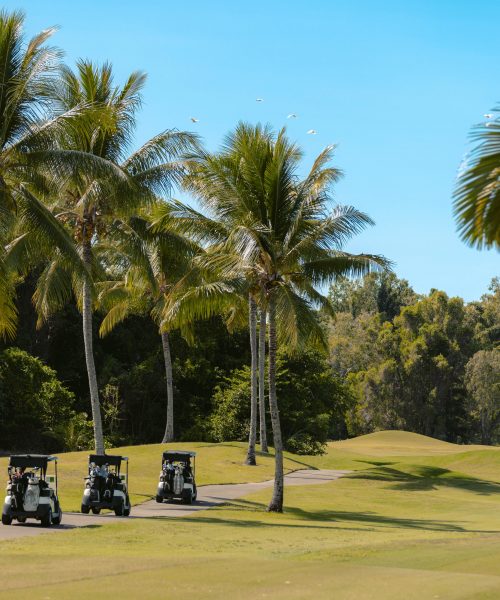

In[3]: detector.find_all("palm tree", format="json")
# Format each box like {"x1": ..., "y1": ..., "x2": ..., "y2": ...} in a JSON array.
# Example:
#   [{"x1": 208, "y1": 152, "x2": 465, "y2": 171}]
[
  {"x1": 0, "y1": 9, "x2": 109, "y2": 338},
  {"x1": 98, "y1": 211, "x2": 200, "y2": 443},
  {"x1": 162, "y1": 123, "x2": 390, "y2": 511},
  {"x1": 29, "y1": 61, "x2": 198, "y2": 453},
  {"x1": 454, "y1": 108, "x2": 500, "y2": 250},
  {"x1": 258, "y1": 308, "x2": 268, "y2": 452},
  {"x1": 151, "y1": 198, "x2": 259, "y2": 463}
]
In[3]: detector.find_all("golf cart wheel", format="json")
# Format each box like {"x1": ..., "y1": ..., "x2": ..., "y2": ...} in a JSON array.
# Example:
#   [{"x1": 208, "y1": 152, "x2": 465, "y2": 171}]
[
  {"x1": 114, "y1": 499, "x2": 124, "y2": 516},
  {"x1": 123, "y1": 496, "x2": 131, "y2": 517},
  {"x1": 52, "y1": 505, "x2": 62, "y2": 525},
  {"x1": 17, "y1": 516, "x2": 27, "y2": 523},
  {"x1": 193, "y1": 485, "x2": 197, "y2": 502},
  {"x1": 81, "y1": 504, "x2": 90, "y2": 514},
  {"x1": 41, "y1": 509, "x2": 52, "y2": 528},
  {"x1": 155, "y1": 495, "x2": 163, "y2": 504},
  {"x1": 182, "y1": 490, "x2": 193, "y2": 505},
  {"x1": 91, "y1": 507, "x2": 101, "y2": 515},
  {"x1": 1, "y1": 512, "x2": 12, "y2": 525}
]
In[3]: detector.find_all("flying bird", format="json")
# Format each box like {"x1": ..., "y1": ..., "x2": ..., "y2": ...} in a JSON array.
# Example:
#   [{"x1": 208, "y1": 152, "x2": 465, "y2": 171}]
[
  {"x1": 256, "y1": 98, "x2": 264, "y2": 102},
  {"x1": 190, "y1": 117, "x2": 199, "y2": 123},
  {"x1": 307, "y1": 129, "x2": 317, "y2": 135},
  {"x1": 287, "y1": 113, "x2": 297, "y2": 119},
  {"x1": 484, "y1": 114, "x2": 493, "y2": 119}
]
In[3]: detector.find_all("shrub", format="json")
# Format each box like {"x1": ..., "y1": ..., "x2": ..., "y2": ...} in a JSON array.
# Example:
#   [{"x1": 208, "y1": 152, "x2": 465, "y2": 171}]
[{"x1": 0, "y1": 348, "x2": 75, "y2": 452}]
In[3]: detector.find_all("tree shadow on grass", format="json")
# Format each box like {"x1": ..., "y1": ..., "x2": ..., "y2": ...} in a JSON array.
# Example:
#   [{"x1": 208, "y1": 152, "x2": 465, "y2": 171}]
[
  {"x1": 346, "y1": 461, "x2": 500, "y2": 495},
  {"x1": 165, "y1": 498, "x2": 490, "y2": 533}
]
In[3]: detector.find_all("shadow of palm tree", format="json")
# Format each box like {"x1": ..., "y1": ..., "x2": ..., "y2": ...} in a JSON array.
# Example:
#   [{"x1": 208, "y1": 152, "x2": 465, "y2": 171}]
[
  {"x1": 347, "y1": 462, "x2": 500, "y2": 495},
  {"x1": 166, "y1": 498, "x2": 493, "y2": 533}
]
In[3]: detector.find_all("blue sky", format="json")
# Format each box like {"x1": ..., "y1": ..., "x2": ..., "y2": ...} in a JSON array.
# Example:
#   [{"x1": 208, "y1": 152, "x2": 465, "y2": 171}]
[{"x1": 6, "y1": 0, "x2": 499, "y2": 301}]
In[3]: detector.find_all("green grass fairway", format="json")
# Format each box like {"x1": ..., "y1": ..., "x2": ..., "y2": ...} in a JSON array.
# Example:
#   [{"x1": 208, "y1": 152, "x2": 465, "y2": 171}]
[{"x1": 2, "y1": 431, "x2": 500, "y2": 599}]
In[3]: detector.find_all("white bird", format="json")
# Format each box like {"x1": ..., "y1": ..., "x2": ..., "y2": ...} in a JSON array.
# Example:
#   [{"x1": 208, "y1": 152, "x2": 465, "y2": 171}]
[
  {"x1": 287, "y1": 113, "x2": 297, "y2": 119},
  {"x1": 190, "y1": 117, "x2": 199, "y2": 123},
  {"x1": 256, "y1": 98, "x2": 264, "y2": 102},
  {"x1": 484, "y1": 113, "x2": 493, "y2": 119},
  {"x1": 307, "y1": 129, "x2": 317, "y2": 135}
]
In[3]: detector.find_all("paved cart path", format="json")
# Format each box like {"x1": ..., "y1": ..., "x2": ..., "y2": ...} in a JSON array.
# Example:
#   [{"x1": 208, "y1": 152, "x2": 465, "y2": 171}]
[{"x1": 0, "y1": 469, "x2": 349, "y2": 540}]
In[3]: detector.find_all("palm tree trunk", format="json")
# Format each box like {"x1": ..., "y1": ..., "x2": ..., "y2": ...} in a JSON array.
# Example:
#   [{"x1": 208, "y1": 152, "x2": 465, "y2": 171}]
[
  {"x1": 82, "y1": 242, "x2": 104, "y2": 454},
  {"x1": 161, "y1": 330, "x2": 174, "y2": 443},
  {"x1": 245, "y1": 295, "x2": 258, "y2": 465},
  {"x1": 258, "y1": 309, "x2": 268, "y2": 452},
  {"x1": 267, "y1": 292, "x2": 284, "y2": 512}
]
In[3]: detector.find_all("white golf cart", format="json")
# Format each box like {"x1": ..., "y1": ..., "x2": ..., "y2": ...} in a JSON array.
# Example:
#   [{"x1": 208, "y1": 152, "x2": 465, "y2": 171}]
[
  {"x1": 81, "y1": 454, "x2": 131, "y2": 516},
  {"x1": 156, "y1": 450, "x2": 197, "y2": 505},
  {"x1": 2, "y1": 454, "x2": 62, "y2": 527}
]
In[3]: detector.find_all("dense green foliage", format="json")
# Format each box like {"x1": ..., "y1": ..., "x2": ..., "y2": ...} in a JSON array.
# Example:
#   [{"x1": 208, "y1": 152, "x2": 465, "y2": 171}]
[
  {"x1": 209, "y1": 349, "x2": 352, "y2": 454},
  {"x1": 329, "y1": 274, "x2": 500, "y2": 443},
  {"x1": 0, "y1": 347, "x2": 78, "y2": 451}
]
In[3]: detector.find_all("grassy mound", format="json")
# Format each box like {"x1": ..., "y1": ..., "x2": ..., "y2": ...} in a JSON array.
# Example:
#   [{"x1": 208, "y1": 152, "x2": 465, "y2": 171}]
[{"x1": 329, "y1": 430, "x2": 490, "y2": 456}]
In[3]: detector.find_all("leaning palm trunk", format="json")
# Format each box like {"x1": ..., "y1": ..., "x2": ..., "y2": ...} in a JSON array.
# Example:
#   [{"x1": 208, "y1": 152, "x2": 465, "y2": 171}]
[
  {"x1": 245, "y1": 296, "x2": 258, "y2": 465},
  {"x1": 267, "y1": 293, "x2": 284, "y2": 512},
  {"x1": 82, "y1": 243, "x2": 105, "y2": 454},
  {"x1": 161, "y1": 330, "x2": 174, "y2": 443},
  {"x1": 258, "y1": 309, "x2": 268, "y2": 452}
]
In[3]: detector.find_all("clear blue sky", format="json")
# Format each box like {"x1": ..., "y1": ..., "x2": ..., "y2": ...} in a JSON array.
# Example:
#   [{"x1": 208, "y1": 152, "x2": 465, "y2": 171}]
[{"x1": 7, "y1": 0, "x2": 499, "y2": 301}]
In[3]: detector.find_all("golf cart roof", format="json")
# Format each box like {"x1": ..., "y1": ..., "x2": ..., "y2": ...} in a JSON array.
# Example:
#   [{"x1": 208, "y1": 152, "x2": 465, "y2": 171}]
[
  {"x1": 162, "y1": 450, "x2": 196, "y2": 461},
  {"x1": 88, "y1": 454, "x2": 127, "y2": 467},
  {"x1": 9, "y1": 455, "x2": 57, "y2": 469}
]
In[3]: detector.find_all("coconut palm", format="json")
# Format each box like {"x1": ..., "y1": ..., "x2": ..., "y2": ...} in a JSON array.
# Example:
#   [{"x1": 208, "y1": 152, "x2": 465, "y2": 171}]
[
  {"x1": 98, "y1": 211, "x2": 201, "y2": 442},
  {"x1": 258, "y1": 308, "x2": 268, "y2": 452},
  {"x1": 151, "y1": 198, "x2": 259, "y2": 462},
  {"x1": 160, "y1": 123, "x2": 390, "y2": 511},
  {"x1": 0, "y1": 10, "x2": 116, "y2": 338},
  {"x1": 454, "y1": 108, "x2": 500, "y2": 250},
  {"x1": 28, "y1": 61, "x2": 198, "y2": 453}
]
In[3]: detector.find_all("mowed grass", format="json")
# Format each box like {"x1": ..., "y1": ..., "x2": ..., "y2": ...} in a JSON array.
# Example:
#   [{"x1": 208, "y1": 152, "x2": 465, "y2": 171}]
[{"x1": 1, "y1": 431, "x2": 500, "y2": 599}]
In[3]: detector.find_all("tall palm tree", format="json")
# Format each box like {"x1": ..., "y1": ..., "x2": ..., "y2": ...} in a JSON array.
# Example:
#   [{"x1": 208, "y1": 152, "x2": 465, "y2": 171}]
[
  {"x1": 258, "y1": 308, "x2": 268, "y2": 452},
  {"x1": 151, "y1": 198, "x2": 259, "y2": 463},
  {"x1": 0, "y1": 10, "x2": 112, "y2": 338},
  {"x1": 28, "y1": 61, "x2": 198, "y2": 453},
  {"x1": 161, "y1": 123, "x2": 390, "y2": 511},
  {"x1": 454, "y1": 108, "x2": 500, "y2": 250},
  {"x1": 98, "y1": 211, "x2": 200, "y2": 443}
]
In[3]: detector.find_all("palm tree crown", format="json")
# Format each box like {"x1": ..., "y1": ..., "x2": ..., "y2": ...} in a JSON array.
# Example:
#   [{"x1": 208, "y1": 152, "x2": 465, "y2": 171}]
[{"x1": 454, "y1": 108, "x2": 500, "y2": 250}]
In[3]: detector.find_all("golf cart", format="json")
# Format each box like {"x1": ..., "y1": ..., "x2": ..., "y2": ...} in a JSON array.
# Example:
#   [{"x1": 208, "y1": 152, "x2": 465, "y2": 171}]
[
  {"x1": 2, "y1": 455, "x2": 62, "y2": 527},
  {"x1": 81, "y1": 454, "x2": 131, "y2": 516},
  {"x1": 156, "y1": 450, "x2": 197, "y2": 504}
]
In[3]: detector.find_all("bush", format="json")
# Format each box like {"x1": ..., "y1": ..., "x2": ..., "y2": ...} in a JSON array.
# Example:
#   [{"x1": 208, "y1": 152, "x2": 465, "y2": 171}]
[
  {"x1": 0, "y1": 348, "x2": 76, "y2": 452},
  {"x1": 285, "y1": 433, "x2": 326, "y2": 455},
  {"x1": 209, "y1": 367, "x2": 251, "y2": 442}
]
